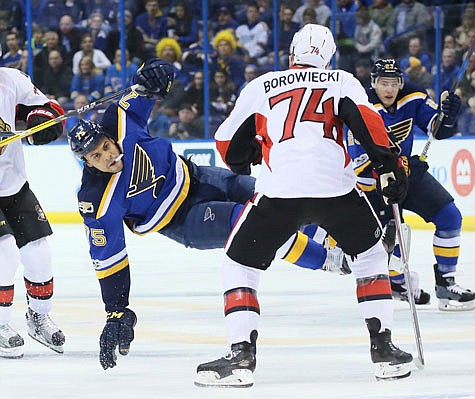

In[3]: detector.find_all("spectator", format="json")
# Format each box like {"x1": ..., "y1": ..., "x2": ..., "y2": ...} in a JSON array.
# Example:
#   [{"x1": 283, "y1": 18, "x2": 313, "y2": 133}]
[
  {"x1": 335, "y1": 0, "x2": 358, "y2": 72},
  {"x1": 155, "y1": 37, "x2": 191, "y2": 86},
  {"x1": 212, "y1": 5, "x2": 238, "y2": 33},
  {"x1": 168, "y1": 103, "x2": 204, "y2": 139},
  {"x1": 39, "y1": 49, "x2": 73, "y2": 104},
  {"x1": 184, "y1": 70, "x2": 204, "y2": 115},
  {"x1": 354, "y1": 58, "x2": 372, "y2": 89},
  {"x1": 70, "y1": 56, "x2": 104, "y2": 102},
  {"x1": 147, "y1": 101, "x2": 171, "y2": 137},
  {"x1": 59, "y1": 0, "x2": 87, "y2": 24},
  {"x1": 34, "y1": 30, "x2": 71, "y2": 79},
  {"x1": 404, "y1": 56, "x2": 432, "y2": 90},
  {"x1": 105, "y1": 9, "x2": 147, "y2": 65},
  {"x1": 434, "y1": 48, "x2": 460, "y2": 93},
  {"x1": 29, "y1": 24, "x2": 45, "y2": 56},
  {"x1": 238, "y1": 64, "x2": 258, "y2": 94},
  {"x1": 354, "y1": 7, "x2": 383, "y2": 62},
  {"x1": 370, "y1": 0, "x2": 392, "y2": 38},
  {"x1": 84, "y1": 0, "x2": 118, "y2": 28},
  {"x1": 72, "y1": 33, "x2": 111, "y2": 75},
  {"x1": 58, "y1": 14, "x2": 83, "y2": 55},
  {"x1": 167, "y1": 0, "x2": 198, "y2": 49},
  {"x1": 454, "y1": 6, "x2": 475, "y2": 50},
  {"x1": 459, "y1": 51, "x2": 475, "y2": 99},
  {"x1": 398, "y1": 36, "x2": 432, "y2": 73},
  {"x1": 17, "y1": 48, "x2": 29, "y2": 73},
  {"x1": 64, "y1": 93, "x2": 98, "y2": 134},
  {"x1": 0, "y1": 30, "x2": 22, "y2": 68},
  {"x1": 210, "y1": 29, "x2": 245, "y2": 90},
  {"x1": 104, "y1": 48, "x2": 139, "y2": 95},
  {"x1": 81, "y1": 12, "x2": 109, "y2": 51},
  {"x1": 272, "y1": 4, "x2": 299, "y2": 67},
  {"x1": 134, "y1": 0, "x2": 167, "y2": 55},
  {"x1": 256, "y1": 0, "x2": 273, "y2": 29},
  {"x1": 301, "y1": 7, "x2": 317, "y2": 26},
  {"x1": 292, "y1": 0, "x2": 331, "y2": 27},
  {"x1": 235, "y1": 1, "x2": 269, "y2": 63},
  {"x1": 182, "y1": 23, "x2": 215, "y2": 72},
  {"x1": 386, "y1": 0, "x2": 431, "y2": 58},
  {"x1": 458, "y1": 95, "x2": 475, "y2": 136},
  {"x1": 210, "y1": 69, "x2": 236, "y2": 117}
]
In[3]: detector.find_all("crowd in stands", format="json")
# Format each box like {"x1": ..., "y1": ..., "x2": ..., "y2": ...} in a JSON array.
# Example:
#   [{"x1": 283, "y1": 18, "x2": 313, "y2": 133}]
[{"x1": 1, "y1": 0, "x2": 475, "y2": 139}]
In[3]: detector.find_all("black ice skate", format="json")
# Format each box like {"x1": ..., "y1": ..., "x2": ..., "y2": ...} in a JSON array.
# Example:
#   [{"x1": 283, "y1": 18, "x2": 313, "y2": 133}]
[
  {"x1": 434, "y1": 264, "x2": 475, "y2": 311},
  {"x1": 366, "y1": 318, "x2": 413, "y2": 380},
  {"x1": 195, "y1": 330, "x2": 258, "y2": 388},
  {"x1": 391, "y1": 271, "x2": 431, "y2": 305},
  {"x1": 322, "y1": 246, "x2": 352, "y2": 275},
  {"x1": 0, "y1": 324, "x2": 24, "y2": 358},
  {"x1": 26, "y1": 308, "x2": 65, "y2": 353}
]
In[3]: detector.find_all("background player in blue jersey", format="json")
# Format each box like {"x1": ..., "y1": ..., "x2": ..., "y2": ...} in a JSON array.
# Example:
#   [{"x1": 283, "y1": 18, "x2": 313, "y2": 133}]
[
  {"x1": 67, "y1": 58, "x2": 349, "y2": 370},
  {"x1": 347, "y1": 58, "x2": 474, "y2": 311}
]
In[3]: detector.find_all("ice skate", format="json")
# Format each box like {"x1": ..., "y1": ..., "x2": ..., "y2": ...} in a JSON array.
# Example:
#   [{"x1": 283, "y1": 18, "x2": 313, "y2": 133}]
[
  {"x1": 391, "y1": 271, "x2": 431, "y2": 305},
  {"x1": 26, "y1": 308, "x2": 65, "y2": 353},
  {"x1": 366, "y1": 318, "x2": 413, "y2": 380},
  {"x1": 322, "y1": 246, "x2": 351, "y2": 275},
  {"x1": 434, "y1": 265, "x2": 475, "y2": 311},
  {"x1": 0, "y1": 324, "x2": 24, "y2": 358},
  {"x1": 195, "y1": 330, "x2": 257, "y2": 388}
]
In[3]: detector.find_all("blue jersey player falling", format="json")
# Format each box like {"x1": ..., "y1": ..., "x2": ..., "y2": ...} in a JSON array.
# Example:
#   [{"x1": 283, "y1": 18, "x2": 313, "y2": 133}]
[
  {"x1": 67, "y1": 59, "x2": 349, "y2": 370},
  {"x1": 347, "y1": 58, "x2": 474, "y2": 311}
]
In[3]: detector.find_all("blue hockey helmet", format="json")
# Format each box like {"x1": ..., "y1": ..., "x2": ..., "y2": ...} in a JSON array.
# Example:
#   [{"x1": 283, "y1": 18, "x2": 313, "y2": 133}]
[
  {"x1": 68, "y1": 119, "x2": 106, "y2": 159},
  {"x1": 371, "y1": 59, "x2": 404, "y2": 89}
]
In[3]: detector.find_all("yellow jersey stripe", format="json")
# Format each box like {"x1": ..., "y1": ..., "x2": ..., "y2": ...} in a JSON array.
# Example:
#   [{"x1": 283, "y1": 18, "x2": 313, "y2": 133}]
[
  {"x1": 97, "y1": 173, "x2": 121, "y2": 219},
  {"x1": 134, "y1": 158, "x2": 191, "y2": 235}
]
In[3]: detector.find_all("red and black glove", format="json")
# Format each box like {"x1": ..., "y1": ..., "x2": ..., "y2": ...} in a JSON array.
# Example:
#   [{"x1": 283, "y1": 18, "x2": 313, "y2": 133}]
[
  {"x1": 25, "y1": 102, "x2": 65, "y2": 145},
  {"x1": 374, "y1": 157, "x2": 408, "y2": 205}
]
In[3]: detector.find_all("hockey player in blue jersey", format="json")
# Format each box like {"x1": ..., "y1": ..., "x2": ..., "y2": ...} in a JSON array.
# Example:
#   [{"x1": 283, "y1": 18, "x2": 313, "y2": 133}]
[
  {"x1": 347, "y1": 58, "x2": 474, "y2": 311},
  {"x1": 67, "y1": 58, "x2": 350, "y2": 370}
]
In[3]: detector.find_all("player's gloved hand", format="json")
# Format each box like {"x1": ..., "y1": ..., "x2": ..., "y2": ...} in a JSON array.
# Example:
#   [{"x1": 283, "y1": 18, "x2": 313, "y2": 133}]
[
  {"x1": 374, "y1": 158, "x2": 408, "y2": 205},
  {"x1": 99, "y1": 308, "x2": 137, "y2": 370},
  {"x1": 26, "y1": 103, "x2": 64, "y2": 145},
  {"x1": 439, "y1": 91, "x2": 461, "y2": 129},
  {"x1": 134, "y1": 58, "x2": 174, "y2": 99}
]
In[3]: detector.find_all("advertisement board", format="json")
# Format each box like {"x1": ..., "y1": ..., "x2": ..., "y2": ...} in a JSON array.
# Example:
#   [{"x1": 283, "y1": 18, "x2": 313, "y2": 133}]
[{"x1": 22, "y1": 138, "x2": 474, "y2": 229}]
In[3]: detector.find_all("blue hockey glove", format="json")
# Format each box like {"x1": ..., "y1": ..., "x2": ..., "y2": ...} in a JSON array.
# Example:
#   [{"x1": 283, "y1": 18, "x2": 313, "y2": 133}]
[
  {"x1": 439, "y1": 91, "x2": 461, "y2": 129},
  {"x1": 134, "y1": 58, "x2": 174, "y2": 99},
  {"x1": 99, "y1": 308, "x2": 137, "y2": 370}
]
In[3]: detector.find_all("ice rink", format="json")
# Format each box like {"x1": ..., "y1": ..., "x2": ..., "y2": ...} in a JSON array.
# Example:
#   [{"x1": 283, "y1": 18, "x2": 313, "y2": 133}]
[{"x1": 1, "y1": 225, "x2": 474, "y2": 399}]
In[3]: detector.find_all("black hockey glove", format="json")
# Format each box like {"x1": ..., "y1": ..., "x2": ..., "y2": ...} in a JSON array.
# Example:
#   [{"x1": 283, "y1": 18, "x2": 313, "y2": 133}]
[
  {"x1": 26, "y1": 103, "x2": 64, "y2": 145},
  {"x1": 99, "y1": 308, "x2": 137, "y2": 370},
  {"x1": 435, "y1": 91, "x2": 462, "y2": 139},
  {"x1": 374, "y1": 157, "x2": 408, "y2": 205},
  {"x1": 134, "y1": 58, "x2": 174, "y2": 99}
]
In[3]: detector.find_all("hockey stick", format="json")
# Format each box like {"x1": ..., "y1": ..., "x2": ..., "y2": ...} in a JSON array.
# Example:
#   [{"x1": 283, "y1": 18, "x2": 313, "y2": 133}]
[
  {"x1": 419, "y1": 46, "x2": 474, "y2": 161},
  {"x1": 0, "y1": 84, "x2": 141, "y2": 147},
  {"x1": 392, "y1": 203, "x2": 424, "y2": 369}
]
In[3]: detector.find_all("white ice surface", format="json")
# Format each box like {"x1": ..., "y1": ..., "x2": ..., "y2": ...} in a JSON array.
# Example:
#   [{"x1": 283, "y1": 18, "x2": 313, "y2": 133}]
[{"x1": 1, "y1": 226, "x2": 474, "y2": 399}]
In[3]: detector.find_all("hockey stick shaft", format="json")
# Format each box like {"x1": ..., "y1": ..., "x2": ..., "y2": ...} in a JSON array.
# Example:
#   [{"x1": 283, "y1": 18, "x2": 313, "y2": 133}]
[
  {"x1": 392, "y1": 203, "x2": 424, "y2": 369},
  {"x1": 419, "y1": 46, "x2": 474, "y2": 161},
  {"x1": 0, "y1": 84, "x2": 140, "y2": 147}
]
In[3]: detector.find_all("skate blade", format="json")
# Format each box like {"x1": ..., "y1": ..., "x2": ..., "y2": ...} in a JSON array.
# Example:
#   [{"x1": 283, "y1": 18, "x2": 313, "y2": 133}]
[
  {"x1": 438, "y1": 299, "x2": 475, "y2": 312},
  {"x1": 374, "y1": 361, "x2": 412, "y2": 381},
  {"x1": 28, "y1": 332, "x2": 64, "y2": 354},
  {"x1": 0, "y1": 345, "x2": 24, "y2": 359},
  {"x1": 195, "y1": 369, "x2": 254, "y2": 388}
]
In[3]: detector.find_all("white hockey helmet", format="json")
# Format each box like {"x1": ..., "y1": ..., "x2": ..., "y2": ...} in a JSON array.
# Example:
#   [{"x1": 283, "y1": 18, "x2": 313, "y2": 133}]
[{"x1": 290, "y1": 24, "x2": 336, "y2": 69}]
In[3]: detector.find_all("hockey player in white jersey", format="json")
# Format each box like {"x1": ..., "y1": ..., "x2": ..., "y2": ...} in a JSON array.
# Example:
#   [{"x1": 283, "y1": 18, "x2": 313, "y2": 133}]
[
  {"x1": 0, "y1": 67, "x2": 65, "y2": 357},
  {"x1": 195, "y1": 24, "x2": 413, "y2": 387}
]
